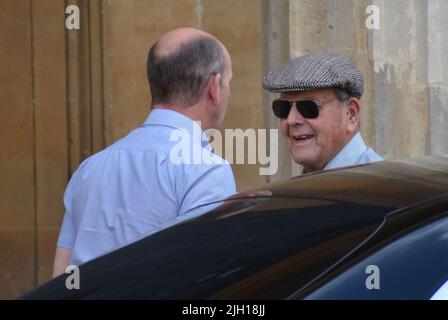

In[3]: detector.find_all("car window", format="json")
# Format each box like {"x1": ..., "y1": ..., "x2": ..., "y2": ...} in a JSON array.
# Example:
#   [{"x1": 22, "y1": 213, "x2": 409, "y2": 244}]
[{"x1": 305, "y1": 215, "x2": 448, "y2": 300}]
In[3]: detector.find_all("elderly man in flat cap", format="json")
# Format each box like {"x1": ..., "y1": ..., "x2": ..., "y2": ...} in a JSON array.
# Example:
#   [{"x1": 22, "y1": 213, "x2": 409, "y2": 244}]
[{"x1": 263, "y1": 52, "x2": 383, "y2": 173}]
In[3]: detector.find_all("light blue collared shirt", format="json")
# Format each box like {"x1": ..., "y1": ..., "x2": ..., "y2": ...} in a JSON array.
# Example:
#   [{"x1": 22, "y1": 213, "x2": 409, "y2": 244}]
[
  {"x1": 57, "y1": 109, "x2": 236, "y2": 266},
  {"x1": 324, "y1": 132, "x2": 383, "y2": 170}
]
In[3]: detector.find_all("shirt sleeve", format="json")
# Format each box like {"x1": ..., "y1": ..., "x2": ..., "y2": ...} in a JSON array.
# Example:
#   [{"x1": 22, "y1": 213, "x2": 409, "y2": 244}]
[
  {"x1": 56, "y1": 171, "x2": 79, "y2": 249},
  {"x1": 56, "y1": 210, "x2": 76, "y2": 249},
  {"x1": 177, "y1": 160, "x2": 236, "y2": 220}
]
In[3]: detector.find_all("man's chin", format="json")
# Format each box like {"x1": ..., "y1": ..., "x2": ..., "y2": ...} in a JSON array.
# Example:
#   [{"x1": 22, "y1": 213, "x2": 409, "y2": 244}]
[
  {"x1": 291, "y1": 153, "x2": 321, "y2": 171},
  {"x1": 290, "y1": 147, "x2": 315, "y2": 164},
  {"x1": 292, "y1": 156, "x2": 313, "y2": 167}
]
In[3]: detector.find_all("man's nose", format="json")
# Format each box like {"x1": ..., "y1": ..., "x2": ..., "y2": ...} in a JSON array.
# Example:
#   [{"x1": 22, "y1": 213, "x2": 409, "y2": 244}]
[{"x1": 286, "y1": 103, "x2": 306, "y2": 125}]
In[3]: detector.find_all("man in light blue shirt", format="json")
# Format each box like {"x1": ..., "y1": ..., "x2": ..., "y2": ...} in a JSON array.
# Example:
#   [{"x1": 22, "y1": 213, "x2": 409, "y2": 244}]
[
  {"x1": 262, "y1": 53, "x2": 383, "y2": 174},
  {"x1": 53, "y1": 28, "x2": 236, "y2": 275}
]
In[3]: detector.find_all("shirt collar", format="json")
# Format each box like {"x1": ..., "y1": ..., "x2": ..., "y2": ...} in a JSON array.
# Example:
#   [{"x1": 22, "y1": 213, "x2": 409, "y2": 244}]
[
  {"x1": 324, "y1": 132, "x2": 368, "y2": 170},
  {"x1": 143, "y1": 108, "x2": 211, "y2": 150}
]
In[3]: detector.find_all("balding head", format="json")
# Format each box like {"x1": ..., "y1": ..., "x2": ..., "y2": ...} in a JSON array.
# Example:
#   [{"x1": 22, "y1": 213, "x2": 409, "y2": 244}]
[
  {"x1": 147, "y1": 27, "x2": 230, "y2": 107},
  {"x1": 155, "y1": 27, "x2": 217, "y2": 56}
]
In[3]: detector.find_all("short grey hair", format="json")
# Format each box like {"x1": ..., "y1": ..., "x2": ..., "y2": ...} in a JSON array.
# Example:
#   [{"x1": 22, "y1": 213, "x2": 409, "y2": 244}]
[
  {"x1": 147, "y1": 36, "x2": 225, "y2": 107},
  {"x1": 334, "y1": 88, "x2": 350, "y2": 103}
]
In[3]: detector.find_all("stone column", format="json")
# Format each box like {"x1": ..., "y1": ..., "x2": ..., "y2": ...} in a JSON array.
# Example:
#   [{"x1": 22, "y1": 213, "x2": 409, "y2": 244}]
[
  {"x1": 427, "y1": 0, "x2": 448, "y2": 155},
  {"x1": 262, "y1": 0, "x2": 293, "y2": 182},
  {"x1": 371, "y1": 0, "x2": 429, "y2": 158}
]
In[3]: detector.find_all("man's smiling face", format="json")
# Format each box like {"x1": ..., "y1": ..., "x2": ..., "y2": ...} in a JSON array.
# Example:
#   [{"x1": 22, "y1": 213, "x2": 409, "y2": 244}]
[{"x1": 279, "y1": 88, "x2": 356, "y2": 172}]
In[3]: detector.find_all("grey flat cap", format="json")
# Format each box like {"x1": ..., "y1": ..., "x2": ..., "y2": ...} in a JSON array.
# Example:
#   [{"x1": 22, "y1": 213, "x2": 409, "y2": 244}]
[{"x1": 262, "y1": 53, "x2": 364, "y2": 98}]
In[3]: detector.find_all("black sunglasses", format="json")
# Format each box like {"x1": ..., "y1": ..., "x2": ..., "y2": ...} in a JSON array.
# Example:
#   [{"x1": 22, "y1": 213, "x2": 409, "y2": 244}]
[{"x1": 272, "y1": 98, "x2": 336, "y2": 119}]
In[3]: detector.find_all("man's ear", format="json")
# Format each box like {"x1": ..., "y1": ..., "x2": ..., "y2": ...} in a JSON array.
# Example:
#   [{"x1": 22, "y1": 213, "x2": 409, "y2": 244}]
[
  {"x1": 346, "y1": 97, "x2": 361, "y2": 131},
  {"x1": 207, "y1": 73, "x2": 222, "y2": 106}
]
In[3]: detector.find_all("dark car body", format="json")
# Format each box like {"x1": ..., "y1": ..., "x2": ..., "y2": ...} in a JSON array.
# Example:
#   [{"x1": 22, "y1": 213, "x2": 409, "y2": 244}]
[{"x1": 21, "y1": 155, "x2": 448, "y2": 299}]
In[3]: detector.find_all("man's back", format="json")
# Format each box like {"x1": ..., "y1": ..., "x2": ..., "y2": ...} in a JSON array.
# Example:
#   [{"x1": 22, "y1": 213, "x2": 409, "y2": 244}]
[
  {"x1": 53, "y1": 27, "x2": 236, "y2": 276},
  {"x1": 58, "y1": 109, "x2": 236, "y2": 265}
]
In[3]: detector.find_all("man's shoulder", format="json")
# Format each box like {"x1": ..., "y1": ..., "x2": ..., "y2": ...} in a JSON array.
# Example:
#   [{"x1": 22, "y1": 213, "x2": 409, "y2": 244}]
[{"x1": 109, "y1": 125, "x2": 175, "y2": 153}]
